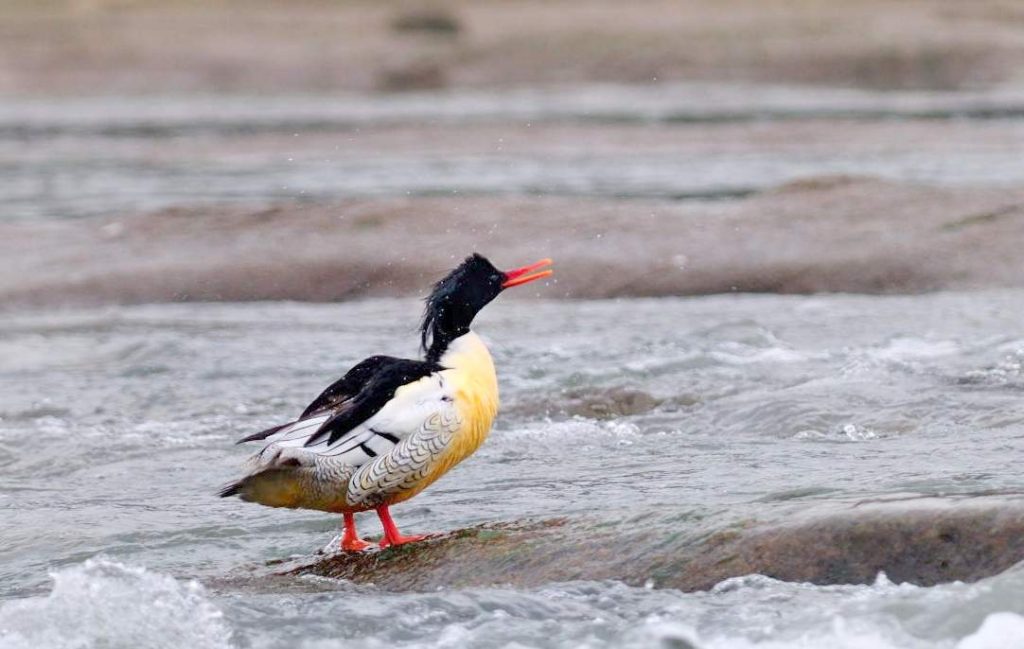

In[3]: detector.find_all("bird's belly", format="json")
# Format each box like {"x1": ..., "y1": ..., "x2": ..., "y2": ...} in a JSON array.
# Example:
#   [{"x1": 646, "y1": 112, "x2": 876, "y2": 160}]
[
  {"x1": 346, "y1": 385, "x2": 497, "y2": 508},
  {"x1": 388, "y1": 404, "x2": 495, "y2": 505}
]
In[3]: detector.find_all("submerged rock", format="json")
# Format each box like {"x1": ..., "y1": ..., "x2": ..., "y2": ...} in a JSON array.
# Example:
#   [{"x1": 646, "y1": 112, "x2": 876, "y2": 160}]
[
  {"x1": 677, "y1": 495, "x2": 1024, "y2": 590},
  {"x1": 506, "y1": 387, "x2": 672, "y2": 420},
  {"x1": 289, "y1": 495, "x2": 1024, "y2": 592}
]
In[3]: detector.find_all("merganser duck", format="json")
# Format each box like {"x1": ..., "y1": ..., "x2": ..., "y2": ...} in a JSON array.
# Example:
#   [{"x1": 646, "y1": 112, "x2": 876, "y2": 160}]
[{"x1": 220, "y1": 254, "x2": 553, "y2": 550}]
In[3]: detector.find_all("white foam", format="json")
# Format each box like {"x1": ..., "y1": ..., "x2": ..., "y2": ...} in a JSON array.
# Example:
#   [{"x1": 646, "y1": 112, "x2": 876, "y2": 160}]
[
  {"x1": 710, "y1": 345, "x2": 813, "y2": 366},
  {"x1": 624, "y1": 607, "x2": 1024, "y2": 649},
  {"x1": 0, "y1": 559, "x2": 232, "y2": 649},
  {"x1": 871, "y1": 338, "x2": 961, "y2": 362},
  {"x1": 680, "y1": 570, "x2": 1024, "y2": 649},
  {"x1": 957, "y1": 612, "x2": 1024, "y2": 649}
]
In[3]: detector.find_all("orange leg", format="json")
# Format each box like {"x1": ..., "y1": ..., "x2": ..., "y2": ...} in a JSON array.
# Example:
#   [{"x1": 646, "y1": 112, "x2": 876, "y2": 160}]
[
  {"x1": 341, "y1": 512, "x2": 371, "y2": 552},
  {"x1": 375, "y1": 505, "x2": 426, "y2": 549}
]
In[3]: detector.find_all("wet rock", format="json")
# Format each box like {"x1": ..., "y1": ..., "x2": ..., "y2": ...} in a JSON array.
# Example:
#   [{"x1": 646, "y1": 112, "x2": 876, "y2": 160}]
[
  {"x1": 288, "y1": 496, "x2": 1024, "y2": 592},
  {"x1": 676, "y1": 495, "x2": 1024, "y2": 591}
]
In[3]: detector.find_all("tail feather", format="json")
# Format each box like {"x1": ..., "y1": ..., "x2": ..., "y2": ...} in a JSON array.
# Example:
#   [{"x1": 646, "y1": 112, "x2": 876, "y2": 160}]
[
  {"x1": 217, "y1": 481, "x2": 243, "y2": 498},
  {"x1": 217, "y1": 449, "x2": 317, "y2": 508}
]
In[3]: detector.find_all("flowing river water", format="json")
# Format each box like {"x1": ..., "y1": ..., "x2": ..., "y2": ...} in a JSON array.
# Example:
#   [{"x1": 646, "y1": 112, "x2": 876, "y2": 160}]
[
  {"x1": 3, "y1": 292, "x2": 1024, "y2": 648},
  {"x1": 3, "y1": 83, "x2": 1024, "y2": 648}
]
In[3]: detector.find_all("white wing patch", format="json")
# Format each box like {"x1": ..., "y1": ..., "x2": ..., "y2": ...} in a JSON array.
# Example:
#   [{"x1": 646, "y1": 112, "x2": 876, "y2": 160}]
[{"x1": 254, "y1": 373, "x2": 456, "y2": 470}]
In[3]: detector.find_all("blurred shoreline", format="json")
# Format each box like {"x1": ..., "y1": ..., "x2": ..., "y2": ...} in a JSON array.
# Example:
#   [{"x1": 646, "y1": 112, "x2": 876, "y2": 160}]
[
  {"x1": 4, "y1": 0, "x2": 1024, "y2": 96},
  {"x1": 4, "y1": 176, "x2": 1024, "y2": 310}
]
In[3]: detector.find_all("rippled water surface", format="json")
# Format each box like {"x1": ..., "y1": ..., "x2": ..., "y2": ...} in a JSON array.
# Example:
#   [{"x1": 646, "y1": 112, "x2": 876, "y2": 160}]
[
  {"x1": 3, "y1": 292, "x2": 1024, "y2": 647},
  {"x1": 5, "y1": 83, "x2": 1024, "y2": 220}
]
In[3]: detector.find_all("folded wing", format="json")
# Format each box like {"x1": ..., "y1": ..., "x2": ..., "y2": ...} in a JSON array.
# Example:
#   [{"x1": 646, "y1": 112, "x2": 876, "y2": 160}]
[{"x1": 237, "y1": 355, "x2": 447, "y2": 469}]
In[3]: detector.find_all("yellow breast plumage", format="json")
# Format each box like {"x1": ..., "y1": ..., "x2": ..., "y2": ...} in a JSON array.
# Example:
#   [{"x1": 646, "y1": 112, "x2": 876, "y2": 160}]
[{"x1": 392, "y1": 331, "x2": 500, "y2": 504}]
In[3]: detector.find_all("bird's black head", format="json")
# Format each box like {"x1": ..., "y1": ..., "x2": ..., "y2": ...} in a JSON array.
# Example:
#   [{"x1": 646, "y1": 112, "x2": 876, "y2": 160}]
[{"x1": 421, "y1": 253, "x2": 553, "y2": 362}]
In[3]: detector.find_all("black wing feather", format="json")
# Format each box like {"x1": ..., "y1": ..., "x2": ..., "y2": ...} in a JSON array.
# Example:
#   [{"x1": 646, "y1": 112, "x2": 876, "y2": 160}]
[
  {"x1": 236, "y1": 355, "x2": 443, "y2": 447},
  {"x1": 235, "y1": 355, "x2": 439, "y2": 446},
  {"x1": 304, "y1": 358, "x2": 443, "y2": 447},
  {"x1": 300, "y1": 355, "x2": 395, "y2": 418},
  {"x1": 234, "y1": 356, "x2": 396, "y2": 445},
  {"x1": 235, "y1": 422, "x2": 291, "y2": 445}
]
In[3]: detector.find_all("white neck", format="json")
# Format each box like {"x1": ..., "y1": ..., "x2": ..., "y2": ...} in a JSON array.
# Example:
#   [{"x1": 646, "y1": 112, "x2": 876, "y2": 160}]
[{"x1": 439, "y1": 330, "x2": 489, "y2": 368}]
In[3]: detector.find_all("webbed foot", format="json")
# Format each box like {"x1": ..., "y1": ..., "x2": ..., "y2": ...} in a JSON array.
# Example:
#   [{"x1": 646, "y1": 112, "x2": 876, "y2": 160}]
[
  {"x1": 378, "y1": 533, "x2": 426, "y2": 549},
  {"x1": 341, "y1": 512, "x2": 372, "y2": 552}
]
